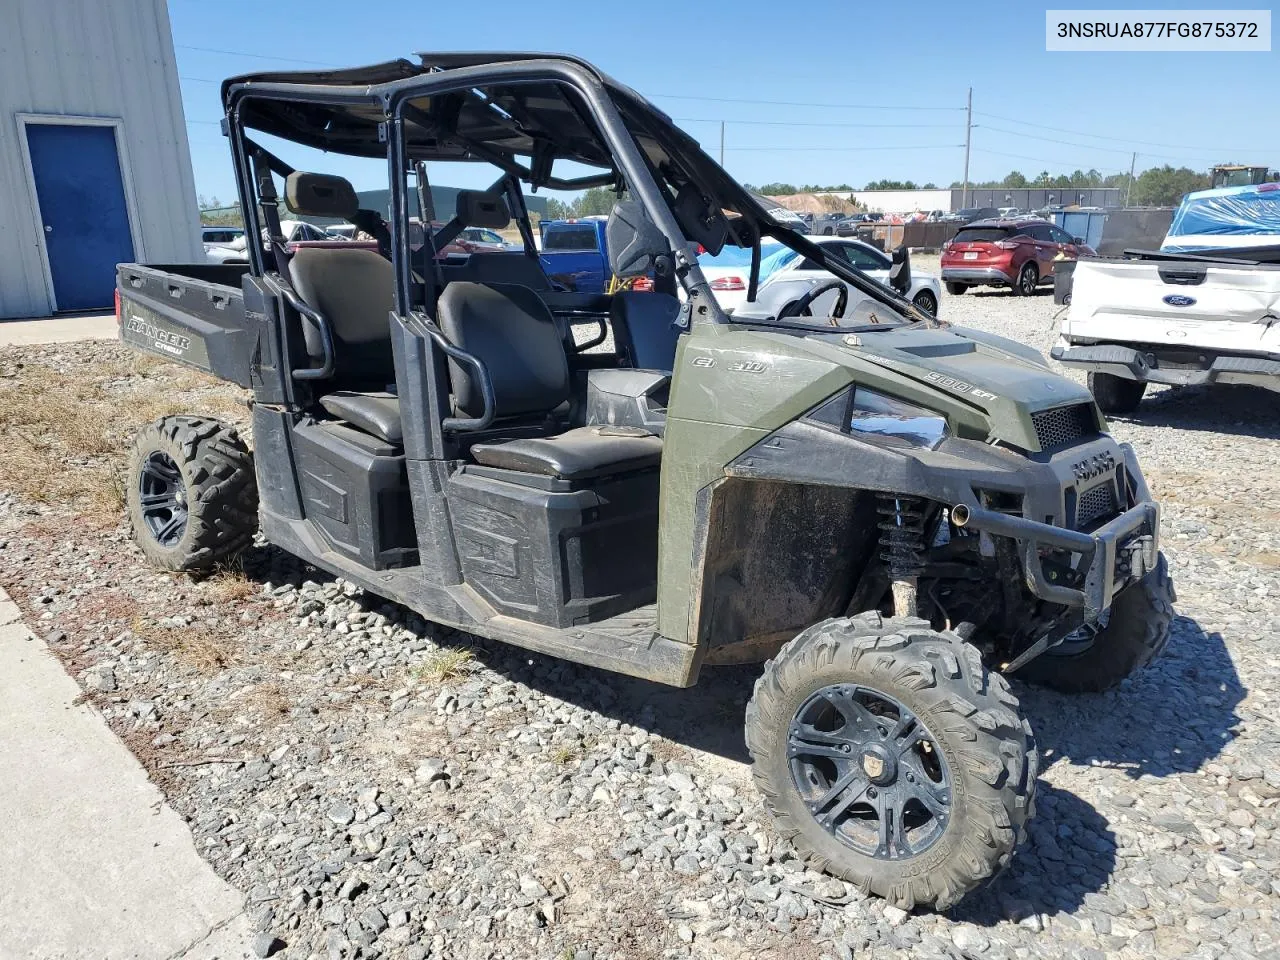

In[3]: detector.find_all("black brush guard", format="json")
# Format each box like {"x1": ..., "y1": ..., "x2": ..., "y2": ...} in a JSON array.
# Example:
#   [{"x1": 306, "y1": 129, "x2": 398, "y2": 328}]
[{"x1": 951, "y1": 500, "x2": 1160, "y2": 625}]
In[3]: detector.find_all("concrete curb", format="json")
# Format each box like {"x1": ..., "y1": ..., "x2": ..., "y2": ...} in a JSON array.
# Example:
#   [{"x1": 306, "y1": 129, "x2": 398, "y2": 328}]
[{"x1": 0, "y1": 586, "x2": 255, "y2": 960}]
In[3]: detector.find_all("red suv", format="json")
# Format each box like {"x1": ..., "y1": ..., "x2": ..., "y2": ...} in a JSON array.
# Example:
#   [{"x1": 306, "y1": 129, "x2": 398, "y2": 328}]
[{"x1": 941, "y1": 219, "x2": 1094, "y2": 296}]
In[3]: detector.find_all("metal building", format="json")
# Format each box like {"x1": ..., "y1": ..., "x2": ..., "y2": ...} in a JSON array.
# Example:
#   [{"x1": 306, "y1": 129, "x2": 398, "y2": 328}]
[{"x1": 0, "y1": 0, "x2": 202, "y2": 319}]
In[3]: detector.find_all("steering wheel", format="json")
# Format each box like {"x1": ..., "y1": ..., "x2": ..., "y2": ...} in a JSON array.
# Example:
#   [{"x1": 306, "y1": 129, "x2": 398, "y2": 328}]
[{"x1": 777, "y1": 280, "x2": 849, "y2": 321}]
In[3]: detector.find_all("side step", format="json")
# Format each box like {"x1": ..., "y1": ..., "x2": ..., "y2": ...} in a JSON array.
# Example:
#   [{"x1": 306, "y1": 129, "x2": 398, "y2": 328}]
[{"x1": 260, "y1": 511, "x2": 702, "y2": 687}]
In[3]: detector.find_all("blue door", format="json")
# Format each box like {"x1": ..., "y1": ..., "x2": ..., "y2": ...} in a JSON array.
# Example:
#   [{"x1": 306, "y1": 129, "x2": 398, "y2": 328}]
[{"x1": 26, "y1": 123, "x2": 136, "y2": 312}]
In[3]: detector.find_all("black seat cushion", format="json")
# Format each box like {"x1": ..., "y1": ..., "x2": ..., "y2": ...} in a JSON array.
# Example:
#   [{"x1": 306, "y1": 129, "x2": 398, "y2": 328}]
[
  {"x1": 471, "y1": 425, "x2": 662, "y2": 480},
  {"x1": 319, "y1": 391, "x2": 402, "y2": 444}
]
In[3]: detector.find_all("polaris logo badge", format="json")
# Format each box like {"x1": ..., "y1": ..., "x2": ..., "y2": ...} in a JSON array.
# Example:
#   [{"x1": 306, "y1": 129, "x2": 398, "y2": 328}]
[
  {"x1": 1163, "y1": 294, "x2": 1197, "y2": 307},
  {"x1": 1072, "y1": 452, "x2": 1115, "y2": 482}
]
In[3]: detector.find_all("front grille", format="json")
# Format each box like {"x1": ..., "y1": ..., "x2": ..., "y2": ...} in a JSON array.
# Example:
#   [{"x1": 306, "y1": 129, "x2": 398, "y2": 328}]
[
  {"x1": 1032, "y1": 404, "x2": 1096, "y2": 451},
  {"x1": 1075, "y1": 483, "x2": 1118, "y2": 528}
]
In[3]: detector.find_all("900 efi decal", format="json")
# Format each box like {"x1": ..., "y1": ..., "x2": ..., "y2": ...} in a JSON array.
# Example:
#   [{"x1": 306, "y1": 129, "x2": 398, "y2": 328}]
[
  {"x1": 121, "y1": 305, "x2": 211, "y2": 370},
  {"x1": 925, "y1": 371, "x2": 997, "y2": 401}
]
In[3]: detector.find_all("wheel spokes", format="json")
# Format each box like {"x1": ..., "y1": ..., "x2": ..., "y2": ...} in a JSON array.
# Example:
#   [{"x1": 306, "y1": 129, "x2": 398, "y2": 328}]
[
  {"x1": 142, "y1": 458, "x2": 181, "y2": 485},
  {"x1": 154, "y1": 512, "x2": 186, "y2": 545},
  {"x1": 824, "y1": 687, "x2": 881, "y2": 735},
  {"x1": 810, "y1": 769, "x2": 871, "y2": 827},
  {"x1": 789, "y1": 720, "x2": 854, "y2": 760},
  {"x1": 901, "y1": 756, "x2": 949, "y2": 815}
]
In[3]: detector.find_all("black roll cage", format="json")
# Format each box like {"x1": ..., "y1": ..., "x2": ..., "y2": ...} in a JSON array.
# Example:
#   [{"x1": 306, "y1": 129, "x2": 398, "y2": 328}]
[{"x1": 221, "y1": 54, "x2": 930, "y2": 328}]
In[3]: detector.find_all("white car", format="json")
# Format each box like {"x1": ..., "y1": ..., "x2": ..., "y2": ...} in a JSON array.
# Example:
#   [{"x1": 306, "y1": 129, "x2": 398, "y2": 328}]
[
  {"x1": 697, "y1": 235, "x2": 942, "y2": 316},
  {"x1": 205, "y1": 219, "x2": 330, "y2": 263}
]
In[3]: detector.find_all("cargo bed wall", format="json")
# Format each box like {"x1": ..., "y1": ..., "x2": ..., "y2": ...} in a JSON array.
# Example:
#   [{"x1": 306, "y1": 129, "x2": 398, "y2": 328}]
[{"x1": 117, "y1": 263, "x2": 256, "y2": 387}]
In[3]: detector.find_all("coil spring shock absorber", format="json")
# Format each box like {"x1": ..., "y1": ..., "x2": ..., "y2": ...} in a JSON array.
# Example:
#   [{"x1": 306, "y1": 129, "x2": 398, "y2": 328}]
[{"x1": 877, "y1": 494, "x2": 926, "y2": 618}]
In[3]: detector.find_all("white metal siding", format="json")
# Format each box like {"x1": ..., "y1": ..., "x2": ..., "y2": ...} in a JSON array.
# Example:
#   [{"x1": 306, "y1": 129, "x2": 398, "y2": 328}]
[{"x1": 0, "y1": 0, "x2": 202, "y2": 318}]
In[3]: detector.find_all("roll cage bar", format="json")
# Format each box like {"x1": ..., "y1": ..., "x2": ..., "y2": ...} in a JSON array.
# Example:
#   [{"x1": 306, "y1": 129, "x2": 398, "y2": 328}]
[{"x1": 220, "y1": 52, "x2": 932, "y2": 327}]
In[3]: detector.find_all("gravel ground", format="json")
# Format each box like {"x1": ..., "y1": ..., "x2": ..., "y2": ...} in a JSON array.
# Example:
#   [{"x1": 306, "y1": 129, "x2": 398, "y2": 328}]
[{"x1": 2, "y1": 284, "x2": 1280, "y2": 960}]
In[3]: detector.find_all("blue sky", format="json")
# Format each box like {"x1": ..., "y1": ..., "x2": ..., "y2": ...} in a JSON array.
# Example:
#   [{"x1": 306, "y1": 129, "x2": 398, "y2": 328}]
[{"x1": 171, "y1": 0, "x2": 1279, "y2": 202}]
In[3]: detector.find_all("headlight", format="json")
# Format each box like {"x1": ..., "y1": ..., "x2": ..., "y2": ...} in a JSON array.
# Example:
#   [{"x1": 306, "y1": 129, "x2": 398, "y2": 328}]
[{"x1": 849, "y1": 387, "x2": 948, "y2": 449}]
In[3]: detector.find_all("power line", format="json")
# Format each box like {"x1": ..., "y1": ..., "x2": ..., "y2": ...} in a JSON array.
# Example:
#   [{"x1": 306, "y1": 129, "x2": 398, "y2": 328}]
[
  {"x1": 176, "y1": 44, "x2": 341, "y2": 67},
  {"x1": 674, "y1": 116, "x2": 958, "y2": 129},
  {"x1": 977, "y1": 123, "x2": 1135, "y2": 156},
  {"x1": 971, "y1": 146, "x2": 1126, "y2": 173},
  {"x1": 975, "y1": 110, "x2": 1277, "y2": 156},
  {"x1": 727, "y1": 144, "x2": 964, "y2": 152},
  {"x1": 977, "y1": 123, "x2": 1223, "y2": 166},
  {"x1": 649, "y1": 92, "x2": 964, "y2": 111}
]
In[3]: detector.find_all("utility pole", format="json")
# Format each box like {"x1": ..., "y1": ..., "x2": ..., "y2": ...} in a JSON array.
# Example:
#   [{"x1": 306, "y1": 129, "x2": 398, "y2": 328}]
[
  {"x1": 962, "y1": 87, "x2": 972, "y2": 208},
  {"x1": 719, "y1": 121, "x2": 725, "y2": 166},
  {"x1": 1124, "y1": 151, "x2": 1137, "y2": 206}
]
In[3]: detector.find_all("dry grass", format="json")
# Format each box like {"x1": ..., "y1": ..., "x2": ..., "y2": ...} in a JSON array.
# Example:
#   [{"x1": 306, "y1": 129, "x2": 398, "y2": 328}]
[
  {"x1": 206, "y1": 557, "x2": 257, "y2": 603},
  {"x1": 0, "y1": 350, "x2": 249, "y2": 524},
  {"x1": 551, "y1": 744, "x2": 581, "y2": 766},
  {"x1": 244, "y1": 681, "x2": 293, "y2": 721},
  {"x1": 412, "y1": 646, "x2": 476, "y2": 684},
  {"x1": 130, "y1": 615, "x2": 239, "y2": 674}
]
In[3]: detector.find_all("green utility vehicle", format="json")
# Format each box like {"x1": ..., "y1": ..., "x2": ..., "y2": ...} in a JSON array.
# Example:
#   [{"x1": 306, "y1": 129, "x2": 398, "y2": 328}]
[{"x1": 117, "y1": 53, "x2": 1173, "y2": 909}]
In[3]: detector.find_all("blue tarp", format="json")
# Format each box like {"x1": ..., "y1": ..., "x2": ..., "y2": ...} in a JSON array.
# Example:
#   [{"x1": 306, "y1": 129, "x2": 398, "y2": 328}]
[{"x1": 1163, "y1": 182, "x2": 1280, "y2": 251}]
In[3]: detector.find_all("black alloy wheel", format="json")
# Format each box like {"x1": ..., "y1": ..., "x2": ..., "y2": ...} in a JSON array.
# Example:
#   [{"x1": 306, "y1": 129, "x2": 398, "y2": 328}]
[
  {"x1": 138, "y1": 451, "x2": 189, "y2": 547},
  {"x1": 788, "y1": 683, "x2": 950, "y2": 861}
]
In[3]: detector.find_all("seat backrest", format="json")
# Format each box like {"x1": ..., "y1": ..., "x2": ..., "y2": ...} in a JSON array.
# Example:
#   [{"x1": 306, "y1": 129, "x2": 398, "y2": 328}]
[
  {"x1": 282, "y1": 171, "x2": 397, "y2": 387},
  {"x1": 437, "y1": 282, "x2": 569, "y2": 420},
  {"x1": 454, "y1": 189, "x2": 511, "y2": 228},
  {"x1": 610, "y1": 292, "x2": 683, "y2": 373},
  {"x1": 290, "y1": 247, "x2": 396, "y2": 387},
  {"x1": 438, "y1": 252, "x2": 551, "y2": 291}
]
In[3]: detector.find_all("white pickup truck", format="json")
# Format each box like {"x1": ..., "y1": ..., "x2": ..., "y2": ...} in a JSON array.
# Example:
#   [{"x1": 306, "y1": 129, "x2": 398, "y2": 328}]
[{"x1": 1052, "y1": 249, "x2": 1280, "y2": 412}]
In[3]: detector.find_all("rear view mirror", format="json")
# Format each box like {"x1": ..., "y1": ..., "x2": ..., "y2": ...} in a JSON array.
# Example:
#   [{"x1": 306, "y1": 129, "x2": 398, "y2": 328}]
[
  {"x1": 889, "y1": 246, "x2": 912, "y2": 295},
  {"x1": 607, "y1": 200, "x2": 669, "y2": 278},
  {"x1": 1072, "y1": 236, "x2": 1085, "y2": 245}
]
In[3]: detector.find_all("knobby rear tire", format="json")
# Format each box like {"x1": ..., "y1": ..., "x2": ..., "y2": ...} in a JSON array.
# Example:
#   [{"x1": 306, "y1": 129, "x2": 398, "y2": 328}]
[{"x1": 126, "y1": 416, "x2": 258, "y2": 572}]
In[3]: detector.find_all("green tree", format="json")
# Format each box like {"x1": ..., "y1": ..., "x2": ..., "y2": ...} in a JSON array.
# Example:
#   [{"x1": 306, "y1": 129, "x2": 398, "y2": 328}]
[
  {"x1": 1130, "y1": 165, "x2": 1210, "y2": 206},
  {"x1": 1035, "y1": 170, "x2": 1053, "y2": 187},
  {"x1": 544, "y1": 198, "x2": 573, "y2": 220},
  {"x1": 573, "y1": 186, "x2": 620, "y2": 217},
  {"x1": 756, "y1": 182, "x2": 798, "y2": 195},
  {"x1": 1001, "y1": 171, "x2": 1028, "y2": 188}
]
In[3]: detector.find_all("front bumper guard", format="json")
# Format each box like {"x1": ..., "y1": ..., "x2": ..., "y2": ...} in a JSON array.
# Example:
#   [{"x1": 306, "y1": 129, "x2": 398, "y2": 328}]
[{"x1": 951, "y1": 499, "x2": 1160, "y2": 624}]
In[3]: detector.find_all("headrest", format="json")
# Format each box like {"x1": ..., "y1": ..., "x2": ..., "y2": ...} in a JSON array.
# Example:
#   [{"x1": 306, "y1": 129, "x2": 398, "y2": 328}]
[
  {"x1": 674, "y1": 183, "x2": 728, "y2": 257},
  {"x1": 455, "y1": 190, "x2": 510, "y2": 229},
  {"x1": 285, "y1": 172, "x2": 358, "y2": 219}
]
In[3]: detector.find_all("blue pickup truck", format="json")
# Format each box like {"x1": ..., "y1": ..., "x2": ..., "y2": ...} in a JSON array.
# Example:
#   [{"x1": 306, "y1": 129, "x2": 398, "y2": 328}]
[{"x1": 538, "y1": 218, "x2": 609, "y2": 293}]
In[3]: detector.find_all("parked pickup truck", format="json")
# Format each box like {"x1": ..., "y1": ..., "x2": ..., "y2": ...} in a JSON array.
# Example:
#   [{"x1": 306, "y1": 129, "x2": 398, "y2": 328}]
[
  {"x1": 538, "y1": 218, "x2": 608, "y2": 292},
  {"x1": 1052, "y1": 248, "x2": 1280, "y2": 412}
]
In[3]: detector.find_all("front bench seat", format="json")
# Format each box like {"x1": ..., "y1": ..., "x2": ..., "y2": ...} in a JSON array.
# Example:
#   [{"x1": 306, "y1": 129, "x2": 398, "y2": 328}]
[
  {"x1": 438, "y1": 281, "x2": 662, "y2": 480},
  {"x1": 319, "y1": 391, "x2": 402, "y2": 444},
  {"x1": 472, "y1": 425, "x2": 662, "y2": 480}
]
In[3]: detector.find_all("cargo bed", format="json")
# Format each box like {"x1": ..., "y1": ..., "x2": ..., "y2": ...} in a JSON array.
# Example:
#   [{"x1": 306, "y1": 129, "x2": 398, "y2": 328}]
[{"x1": 116, "y1": 263, "x2": 255, "y2": 388}]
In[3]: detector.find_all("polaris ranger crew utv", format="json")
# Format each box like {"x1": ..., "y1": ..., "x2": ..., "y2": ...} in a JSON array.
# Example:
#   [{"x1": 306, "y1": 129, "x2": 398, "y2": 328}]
[{"x1": 117, "y1": 52, "x2": 1172, "y2": 909}]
